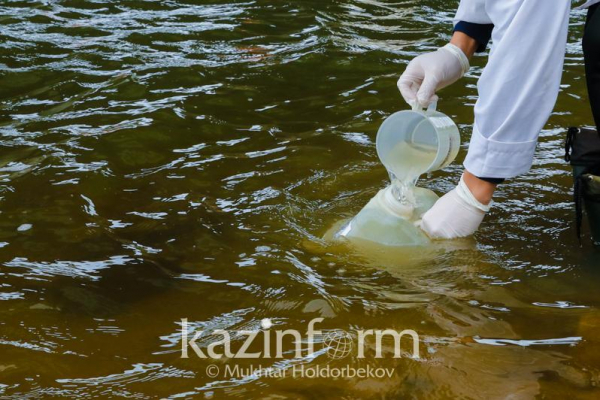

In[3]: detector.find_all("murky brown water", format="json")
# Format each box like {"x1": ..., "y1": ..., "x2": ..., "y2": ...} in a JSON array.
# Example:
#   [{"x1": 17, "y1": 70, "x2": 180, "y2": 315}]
[{"x1": 1, "y1": 0, "x2": 600, "y2": 398}]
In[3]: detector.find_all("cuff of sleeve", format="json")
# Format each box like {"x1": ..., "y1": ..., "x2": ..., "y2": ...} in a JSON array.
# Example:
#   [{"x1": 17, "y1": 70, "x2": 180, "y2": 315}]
[
  {"x1": 477, "y1": 176, "x2": 505, "y2": 184},
  {"x1": 453, "y1": 21, "x2": 494, "y2": 53},
  {"x1": 463, "y1": 124, "x2": 538, "y2": 179}
]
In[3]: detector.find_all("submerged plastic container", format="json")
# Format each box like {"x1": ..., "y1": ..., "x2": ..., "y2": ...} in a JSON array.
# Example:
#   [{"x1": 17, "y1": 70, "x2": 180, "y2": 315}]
[
  {"x1": 376, "y1": 102, "x2": 460, "y2": 183},
  {"x1": 335, "y1": 102, "x2": 461, "y2": 247},
  {"x1": 336, "y1": 185, "x2": 439, "y2": 247}
]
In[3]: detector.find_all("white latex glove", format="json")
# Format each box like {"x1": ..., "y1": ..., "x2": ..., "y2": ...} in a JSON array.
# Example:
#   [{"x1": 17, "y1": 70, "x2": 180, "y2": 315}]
[
  {"x1": 419, "y1": 174, "x2": 491, "y2": 239},
  {"x1": 397, "y1": 43, "x2": 470, "y2": 107}
]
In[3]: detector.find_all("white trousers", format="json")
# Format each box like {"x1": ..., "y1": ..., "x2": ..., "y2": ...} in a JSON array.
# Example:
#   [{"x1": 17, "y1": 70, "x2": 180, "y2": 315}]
[{"x1": 455, "y1": 0, "x2": 571, "y2": 178}]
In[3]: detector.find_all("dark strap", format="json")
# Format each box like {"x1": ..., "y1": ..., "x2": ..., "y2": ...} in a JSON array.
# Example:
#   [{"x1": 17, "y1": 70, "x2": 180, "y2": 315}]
[
  {"x1": 565, "y1": 126, "x2": 578, "y2": 162},
  {"x1": 574, "y1": 162, "x2": 600, "y2": 242},
  {"x1": 575, "y1": 173, "x2": 584, "y2": 243}
]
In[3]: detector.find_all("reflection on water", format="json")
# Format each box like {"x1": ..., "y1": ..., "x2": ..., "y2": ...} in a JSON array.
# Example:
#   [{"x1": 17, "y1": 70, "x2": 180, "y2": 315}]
[{"x1": 1, "y1": 0, "x2": 600, "y2": 398}]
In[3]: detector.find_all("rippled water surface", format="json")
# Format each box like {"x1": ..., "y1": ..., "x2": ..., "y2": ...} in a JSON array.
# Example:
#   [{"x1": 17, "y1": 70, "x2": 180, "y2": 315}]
[{"x1": 2, "y1": 0, "x2": 600, "y2": 398}]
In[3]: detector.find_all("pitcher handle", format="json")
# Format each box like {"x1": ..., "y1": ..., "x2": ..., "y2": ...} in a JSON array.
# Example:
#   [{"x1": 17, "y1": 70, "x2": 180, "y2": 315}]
[{"x1": 411, "y1": 101, "x2": 437, "y2": 114}]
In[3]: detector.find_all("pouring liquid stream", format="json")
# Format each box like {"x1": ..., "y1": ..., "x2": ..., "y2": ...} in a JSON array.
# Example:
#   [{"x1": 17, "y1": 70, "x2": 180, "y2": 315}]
[
  {"x1": 334, "y1": 140, "x2": 439, "y2": 247},
  {"x1": 331, "y1": 101, "x2": 461, "y2": 247},
  {"x1": 387, "y1": 140, "x2": 438, "y2": 207}
]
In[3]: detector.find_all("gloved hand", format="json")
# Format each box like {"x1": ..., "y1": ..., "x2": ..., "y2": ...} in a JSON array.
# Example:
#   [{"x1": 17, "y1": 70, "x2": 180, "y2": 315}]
[
  {"x1": 419, "y1": 174, "x2": 491, "y2": 239},
  {"x1": 397, "y1": 43, "x2": 470, "y2": 107}
]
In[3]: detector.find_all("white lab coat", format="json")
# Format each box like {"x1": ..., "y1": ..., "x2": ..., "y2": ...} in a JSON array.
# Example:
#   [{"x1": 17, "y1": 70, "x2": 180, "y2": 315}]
[{"x1": 456, "y1": 0, "x2": 588, "y2": 178}]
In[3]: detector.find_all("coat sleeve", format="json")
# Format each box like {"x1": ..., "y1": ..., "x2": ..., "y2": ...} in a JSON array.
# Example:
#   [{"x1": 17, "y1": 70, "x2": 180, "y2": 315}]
[
  {"x1": 453, "y1": 21, "x2": 494, "y2": 53},
  {"x1": 454, "y1": 0, "x2": 492, "y2": 25},
  {"x1": 463, "y1": 0, "x2": 571, "y2": 178}
]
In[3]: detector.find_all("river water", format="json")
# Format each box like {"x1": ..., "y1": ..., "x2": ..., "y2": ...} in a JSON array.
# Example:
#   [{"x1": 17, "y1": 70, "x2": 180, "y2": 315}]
[{"x1": 1, "y1": 0, "x2": 600, "y2": 398}]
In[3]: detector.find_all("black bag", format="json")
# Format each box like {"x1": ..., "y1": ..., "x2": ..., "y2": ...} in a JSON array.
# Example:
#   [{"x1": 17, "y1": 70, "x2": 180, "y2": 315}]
[
  {"x1": 564, "y1": 127, "x2": 600, "y2": 241},
  {"x1": 565, "y1": 126, "x2": 600, "y2": 166}
]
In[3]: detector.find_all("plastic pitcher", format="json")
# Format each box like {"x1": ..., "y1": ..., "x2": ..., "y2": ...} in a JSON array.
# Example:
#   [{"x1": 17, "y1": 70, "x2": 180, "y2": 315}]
[
  {"x1": 334, "y1": 102, "x2": 461, "y2": 247},
  {"x1": 376, "y1": 102, "x2": 460, "y2": 183}
]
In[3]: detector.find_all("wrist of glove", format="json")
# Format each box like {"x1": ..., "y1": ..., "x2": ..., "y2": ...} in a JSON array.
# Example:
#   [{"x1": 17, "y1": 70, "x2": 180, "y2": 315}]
[
  {"x1": 397, "y1": 43, "x2": 470, "y2": 108},
  {"x1": 419, "y1": 174, "x2": 490, "y2": 239},
  {"x1": 442, "y1": 43, "x2": 470, "y2": 76}
]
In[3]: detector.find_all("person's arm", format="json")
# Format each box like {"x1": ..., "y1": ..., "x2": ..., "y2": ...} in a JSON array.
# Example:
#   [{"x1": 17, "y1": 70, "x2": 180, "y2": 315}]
[
  {"x1": 399, "y1": 22, "x2": 497, "y2": 203},
  {"x1": 452, "y1": 22, "x2": 494, "y2": 55},
  {"x1": 451, "y1": 27, "x2": 501, "y2": 203},
  {"x1": 450, "y1": 31, "x2": 478, "y2": 59},
  {"x1": 463, "y1": 0, "x2": 571, "y2": 180},
  {"x1": 421, "y1": 0, "x2": 572, "y2": 239}
]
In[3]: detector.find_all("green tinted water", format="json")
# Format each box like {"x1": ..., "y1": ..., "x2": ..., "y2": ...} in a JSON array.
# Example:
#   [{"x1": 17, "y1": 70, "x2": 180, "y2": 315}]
[{"x1": 1, "y1": 0, "x2": 600, "y2": 398}]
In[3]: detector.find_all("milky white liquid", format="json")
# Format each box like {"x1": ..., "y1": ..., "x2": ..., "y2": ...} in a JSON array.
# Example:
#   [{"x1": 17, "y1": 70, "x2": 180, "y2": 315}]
[
  {"x1": 386, "y1": 141, "x2": 437, "y2": 186},
  {"x1": 334, "y1": 118, "x2": 440, "y2": 246}
]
